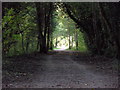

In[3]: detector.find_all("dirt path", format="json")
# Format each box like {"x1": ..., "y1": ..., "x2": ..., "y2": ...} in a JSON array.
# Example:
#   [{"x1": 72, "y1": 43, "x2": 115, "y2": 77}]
[{"x1": 2, "y1": 51, "x2": 118, "y2": 88}]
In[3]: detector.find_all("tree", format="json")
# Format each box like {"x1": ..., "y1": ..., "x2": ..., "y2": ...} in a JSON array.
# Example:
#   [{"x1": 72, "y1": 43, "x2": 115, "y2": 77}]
[
  {"x1": 35, "y1": 2, "x2": 53, "y2": 53},
  {"x1": 64, "y1": 2, "x2": 120, "y2": 58}
]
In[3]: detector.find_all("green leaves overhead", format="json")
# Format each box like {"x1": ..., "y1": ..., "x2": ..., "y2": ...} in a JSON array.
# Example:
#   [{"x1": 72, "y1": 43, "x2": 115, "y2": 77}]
[
  {"x1": 64, "y1": 2, "x2": 120, "y2": 58},
  {"x1": 2, "y1": 2, "x2": 120, "y2": 59}
]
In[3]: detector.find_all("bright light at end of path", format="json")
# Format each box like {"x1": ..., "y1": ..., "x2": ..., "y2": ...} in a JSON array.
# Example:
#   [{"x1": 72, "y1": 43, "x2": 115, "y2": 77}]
[
  {"x1": 59, "y1": 45, "x2": 68, "y2": 50},
  {"x1": 54, "y1": 45, "x2": 68, "y2": 51}
]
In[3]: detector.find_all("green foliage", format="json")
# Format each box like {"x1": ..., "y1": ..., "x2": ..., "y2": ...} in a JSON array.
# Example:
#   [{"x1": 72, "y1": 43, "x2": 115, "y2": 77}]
[
  {"x1": 52, "y1": 5, "x2": 87, "y2": 51},
  {"x1": 2, "y1": 3, "x2": 38, "y2": 56},
  {"x1": 3, "y1": 2, "x2": 119, "y2": 59},
  {"x1": 64, "y1": 2, "x2": 120, "y2": 58},
  {"x1": 77, "y1": 31, "x2": 88, "y2": 52}
]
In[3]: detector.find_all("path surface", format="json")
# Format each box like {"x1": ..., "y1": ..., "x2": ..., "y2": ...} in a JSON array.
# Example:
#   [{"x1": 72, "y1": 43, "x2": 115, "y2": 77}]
[{"x1": 3, "y1": 51, "x2": 118, "y2": 88}]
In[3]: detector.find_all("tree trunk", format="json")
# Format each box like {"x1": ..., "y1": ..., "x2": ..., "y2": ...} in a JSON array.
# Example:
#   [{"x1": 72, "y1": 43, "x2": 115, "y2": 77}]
[
  {"x1": 99, "y1": 3, "x2": 120, "y2": 58},
  {"x1": 21, "y1": 33, "x2": 25, "y2": 53},
  {"x1": 35, "y1": 2, "x2": 53, "y2": 53},
  {"x1": 50, "y1": 36, "x2": 53, "y2": 50},
  {"x1": 75, "y1": 30, "x2": 78, "y2": 50},
  {"x1": 71, "y1": 36, "x2": 74, "y2": 48},
  {"x1": 35, "y1": 3, "x2": 47, "y2": 53},
  {"x1": 37, "y1": 36, "x2": 40, "y2": 51},
  {"x1": 26, "y1": 37, "x2": 30, "y2": 53},
  {"x1": 55, "y1": 38, "x2": 58, "y2": 48},
  {"x1": 68, "y1": 35, "x2": 71, "y2": 49}
]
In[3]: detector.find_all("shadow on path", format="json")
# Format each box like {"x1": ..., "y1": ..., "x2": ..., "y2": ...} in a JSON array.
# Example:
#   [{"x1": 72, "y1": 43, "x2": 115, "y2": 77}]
[{"x1": 2, "y1": 50, "x2": 118, "y2": 88}]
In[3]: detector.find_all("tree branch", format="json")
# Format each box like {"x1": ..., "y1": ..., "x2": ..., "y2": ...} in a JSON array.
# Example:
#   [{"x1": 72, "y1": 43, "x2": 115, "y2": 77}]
[{"x1": 64, "y1": 3, "x2": 87, "y2": 31}]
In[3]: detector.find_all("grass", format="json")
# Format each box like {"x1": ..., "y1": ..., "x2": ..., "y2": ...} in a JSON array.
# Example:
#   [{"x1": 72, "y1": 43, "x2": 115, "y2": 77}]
[
  {"x1": 66, "y1": 46, "x2": 88, "y2": 52},
  {"x1": 53, "y1": 48, "x2": 61, "y2": 50}
]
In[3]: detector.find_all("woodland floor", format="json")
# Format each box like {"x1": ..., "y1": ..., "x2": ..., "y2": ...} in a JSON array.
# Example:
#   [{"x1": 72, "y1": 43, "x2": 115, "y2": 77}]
[{"x1": 2, "y1": 50, "x2": 118, "y2": 88}]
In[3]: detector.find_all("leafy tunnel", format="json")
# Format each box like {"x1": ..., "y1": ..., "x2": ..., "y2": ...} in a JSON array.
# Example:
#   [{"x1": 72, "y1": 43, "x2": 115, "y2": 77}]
[{"x1": 2, "y1": 2, "x2": 120, "y2": 59}]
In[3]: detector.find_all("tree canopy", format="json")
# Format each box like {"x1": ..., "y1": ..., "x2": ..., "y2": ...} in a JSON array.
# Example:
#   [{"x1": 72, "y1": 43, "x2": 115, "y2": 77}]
[{"x1": 2, "y1": 2, "x2": 120, "y2": 59}]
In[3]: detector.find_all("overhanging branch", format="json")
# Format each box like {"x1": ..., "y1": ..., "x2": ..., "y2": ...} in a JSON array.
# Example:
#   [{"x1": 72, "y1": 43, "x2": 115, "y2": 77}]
[{"x1": 64, "y1": 3, "x2": 87, "y2": 31}]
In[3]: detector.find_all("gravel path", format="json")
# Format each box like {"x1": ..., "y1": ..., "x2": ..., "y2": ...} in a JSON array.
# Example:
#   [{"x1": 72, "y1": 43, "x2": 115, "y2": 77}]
[
  {"x1": 29, "y1": 54, "x2": 118, "y2": 88},
  {"x1": 3, "y1": 51, "x2": 118, "y2": 88}
]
